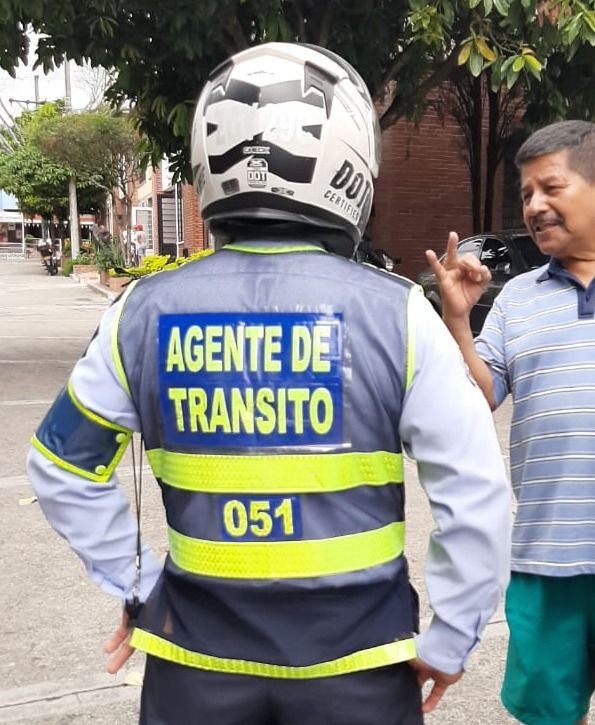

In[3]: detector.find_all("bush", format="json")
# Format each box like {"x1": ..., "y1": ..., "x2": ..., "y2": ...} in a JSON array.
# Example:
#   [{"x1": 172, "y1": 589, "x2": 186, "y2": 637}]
[
  {"x1": 62, "y1": 258, "x2": 74, "y2": 277},
  {"x1": 95, "y1": 239, "x2": 126, "y2": 272},
  {"x1": 113, "y1": 249, "x2": 214, "y2": 278},
  {"x1": 73, "y1": 252, "x2": 96, "y2": 265}
]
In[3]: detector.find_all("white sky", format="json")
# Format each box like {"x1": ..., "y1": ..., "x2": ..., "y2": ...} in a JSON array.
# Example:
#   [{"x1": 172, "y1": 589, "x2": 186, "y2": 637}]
[{"x1": 0, "y1": 33, "x2": 92, "y2": 121}]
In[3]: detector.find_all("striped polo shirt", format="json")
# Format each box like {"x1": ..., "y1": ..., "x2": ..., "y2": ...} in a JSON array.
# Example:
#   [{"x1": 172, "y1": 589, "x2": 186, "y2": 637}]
[{"x1": 476, "y1": 259, "x2": 595, "y2": 576}]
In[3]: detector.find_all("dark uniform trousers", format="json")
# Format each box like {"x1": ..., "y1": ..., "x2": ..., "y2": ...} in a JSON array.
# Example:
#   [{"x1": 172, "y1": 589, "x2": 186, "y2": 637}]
[{"x1": 140, "y1": 656, "x2": 424, "y2": 725}]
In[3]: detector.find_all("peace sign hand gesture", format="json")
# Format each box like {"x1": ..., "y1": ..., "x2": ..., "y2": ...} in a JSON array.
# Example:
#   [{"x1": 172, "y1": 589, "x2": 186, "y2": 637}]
[{"x1": 425, "y1": 232, "x2": 491, "y2": 321}]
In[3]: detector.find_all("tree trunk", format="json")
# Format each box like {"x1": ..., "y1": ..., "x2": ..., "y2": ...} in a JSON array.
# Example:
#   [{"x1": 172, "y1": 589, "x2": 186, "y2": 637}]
[
  {"x1": 470, "y1": 76, "x2": 483, "y2": 234},
  {"x1": 110, "y1": 188, "x2": 128, "y2": 264},
  {"x1": 69, "y1": 175, "x2": 80, "y2": 258},
  {"x1": 484, "y1": 87, "x2": 500, "y2": 232},
  {"x1": 41, "y1": 218, "x2": 50, "y2": 243}
]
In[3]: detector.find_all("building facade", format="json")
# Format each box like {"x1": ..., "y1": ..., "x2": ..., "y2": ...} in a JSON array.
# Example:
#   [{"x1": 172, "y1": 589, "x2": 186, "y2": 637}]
[{"x1": 0, "y1": 190, "x2": 25, "y2": 257}]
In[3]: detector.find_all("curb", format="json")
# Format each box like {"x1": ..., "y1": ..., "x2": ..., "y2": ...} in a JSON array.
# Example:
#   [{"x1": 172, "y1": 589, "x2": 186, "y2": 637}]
[
  {"x1": 0, "y1": 672, "x2": 142, "y2": 724},
  {"x1": 70, "y1": 275, "x2": 117, "y2": 301}
]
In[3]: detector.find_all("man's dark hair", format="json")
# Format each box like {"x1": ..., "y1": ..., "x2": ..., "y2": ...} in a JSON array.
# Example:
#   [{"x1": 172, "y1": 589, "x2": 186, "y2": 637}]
[{"x1": 515, "y1": 120, "x2": 595, "y2": 183}]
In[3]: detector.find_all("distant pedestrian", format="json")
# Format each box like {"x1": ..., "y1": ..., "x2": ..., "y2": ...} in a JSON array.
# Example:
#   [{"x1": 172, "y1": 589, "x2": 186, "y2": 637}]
[
  {"x1": 92, "y1": 223, "x2": 111, "y2": 248},
  {"x1": 134, "y1": 224, "x2": 147, "y2": 263}
]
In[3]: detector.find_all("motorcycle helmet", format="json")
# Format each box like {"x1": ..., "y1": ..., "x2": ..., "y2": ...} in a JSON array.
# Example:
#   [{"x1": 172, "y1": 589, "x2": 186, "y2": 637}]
[{"x1": 190, "y1": 42, "x2": 381, "y2": 254}]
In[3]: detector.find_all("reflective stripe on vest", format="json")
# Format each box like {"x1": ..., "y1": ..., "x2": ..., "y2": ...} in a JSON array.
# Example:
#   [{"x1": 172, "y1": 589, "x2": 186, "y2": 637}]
[
  {"x1": 168, "y1": 521, "x2": 405, "y2": 579},
  {"x1": 110, "y1": 279, "x2": 138, "y2": 397},
  {"x1": 224, "y1": 243, "x2": 327, "y2": 255},
  {"x1": 130, "y1": 628, "x2": 416, "y2": 679},
  {"x1": 147, "y1": 449, "x2": 403, "y2": 494}
]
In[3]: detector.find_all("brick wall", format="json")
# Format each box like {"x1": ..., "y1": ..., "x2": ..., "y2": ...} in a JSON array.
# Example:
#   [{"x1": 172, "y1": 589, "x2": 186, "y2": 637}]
[
  {"x1": 371, "y1": 104, "x2": 505, "y2": 281},
  {"x1": 181, "y1": 183, "x2": 208, "y2": 253}
]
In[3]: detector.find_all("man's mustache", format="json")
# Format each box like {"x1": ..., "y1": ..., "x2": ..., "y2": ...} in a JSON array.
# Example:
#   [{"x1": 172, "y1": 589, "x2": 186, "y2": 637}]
[{"x1": 529, "y1": 213, "x2": 563, "y2": 231}]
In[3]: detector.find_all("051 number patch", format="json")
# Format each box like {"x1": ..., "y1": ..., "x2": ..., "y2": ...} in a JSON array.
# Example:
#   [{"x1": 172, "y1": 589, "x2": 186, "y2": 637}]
[{"x1": 219, "y1": 495, "x2": 303, "y2": 541}]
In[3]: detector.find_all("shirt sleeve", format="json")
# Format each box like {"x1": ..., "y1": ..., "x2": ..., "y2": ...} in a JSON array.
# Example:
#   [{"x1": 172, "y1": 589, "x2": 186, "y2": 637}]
[
  {"x1": 399, "y1": 288, "x2": 511, "y2": 674},
  {"x1": 474, "y1": 292, "x2": 510, "y2": 406},
  {"x1": 27, "y1": 299, "x2": 162, "y2": 602}
]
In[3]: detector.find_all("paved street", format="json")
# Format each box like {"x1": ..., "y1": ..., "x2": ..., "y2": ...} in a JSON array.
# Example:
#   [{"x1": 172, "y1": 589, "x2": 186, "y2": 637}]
[{"x1": 0, "y1": 257, "x2": 571, "y2": 724}]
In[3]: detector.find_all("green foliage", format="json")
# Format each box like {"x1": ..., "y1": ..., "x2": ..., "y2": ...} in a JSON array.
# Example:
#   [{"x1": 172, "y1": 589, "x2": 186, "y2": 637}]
[
  {"x1": 0, "y1": 102, "x2": 106, "y2": 218},
  {"x1": 62, "y1": 258, "x2": 74, "y2": 277},
  {"x1": 524, "y1": 43, "x2": 595, "y2": 125},
  {"x1": 29, "y1": 110, "x2": 139, "y2": 194},
  {"x1": 0, "y1": 105, "x2": 70, "y2": 217},
  {"x1": 2, "y1": 1, "x2": 594, "y2": 178},
  {"x1": 73, "y1": 252, "x2": 96, "y2": 265},
  {"x1": 112, "y1": 249, "x2": 213, "y2": 278},
  {"x1": 95, "y1": 238, "x2": 126, "y2": 271}
]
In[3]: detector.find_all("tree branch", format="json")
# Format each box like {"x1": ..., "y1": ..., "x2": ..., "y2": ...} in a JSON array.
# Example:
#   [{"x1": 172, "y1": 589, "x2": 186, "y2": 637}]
[
  {"x1": 317, "y1": 0, "x2": 337, "y2": 47},
  {"x1": 222, "y1": 10, "x2": 249, "y2": 53},
  {"x1": 379, "y1": 48, "x2": 460, "y2": 130},
  {"x1": 289, "y1": 0, "x2": 307, "y2": 42},
  {"x1": 75, "y1": 172, "x2": 112, "y2": 192},
  {"x1": 374, "y1": 43, "x2": 418, "y2": 101},
  {"x1": 0, "y1": 98, "x2": 21, "y2": 147}
]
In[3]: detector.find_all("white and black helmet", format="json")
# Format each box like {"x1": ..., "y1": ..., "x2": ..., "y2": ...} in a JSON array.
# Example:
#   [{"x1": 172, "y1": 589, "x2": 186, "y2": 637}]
[{"x1": 191, "y1": 42, "x2": 381, "y2": 248}]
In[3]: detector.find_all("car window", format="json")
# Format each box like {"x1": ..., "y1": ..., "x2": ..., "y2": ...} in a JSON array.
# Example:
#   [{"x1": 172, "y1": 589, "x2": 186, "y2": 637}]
[
  {"x1": 513, "y1": 235, "x2": 549, "y2": 269},
  {"x1": 480, "y1": 237, "x2": 511, "y2": 273},
  {"x1": 456, "y1": 239, "x2": 482, "y2": 257}
]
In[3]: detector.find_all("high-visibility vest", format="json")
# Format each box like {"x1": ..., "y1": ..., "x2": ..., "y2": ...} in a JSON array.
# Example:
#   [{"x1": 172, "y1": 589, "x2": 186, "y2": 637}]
[{"x1": 116, "y1": 242, "x2": 419, "y2": 679}]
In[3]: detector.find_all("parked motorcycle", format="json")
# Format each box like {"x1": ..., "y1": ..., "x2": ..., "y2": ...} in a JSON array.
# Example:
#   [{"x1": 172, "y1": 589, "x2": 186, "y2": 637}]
[
  {"x1": 37, "y1": 239, "x2": 60, "y2": 276},
  {"x1": 354, "y1": 233, "x2": 401, "y2": 272}
]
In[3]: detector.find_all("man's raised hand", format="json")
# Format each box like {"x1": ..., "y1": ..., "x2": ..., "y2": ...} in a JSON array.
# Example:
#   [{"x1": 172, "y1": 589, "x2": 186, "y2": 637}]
[{"x1": 425, "y1": 232, "x2": 491, "y2": 320}]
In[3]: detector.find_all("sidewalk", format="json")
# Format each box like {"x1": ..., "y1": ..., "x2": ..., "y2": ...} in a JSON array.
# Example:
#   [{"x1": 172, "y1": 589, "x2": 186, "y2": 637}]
[{"x1": 70, "y1": 272, "x2": 120, "y2": 302}]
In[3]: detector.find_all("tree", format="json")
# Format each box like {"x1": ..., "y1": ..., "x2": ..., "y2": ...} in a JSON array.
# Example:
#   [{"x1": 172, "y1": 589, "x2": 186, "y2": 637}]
[
  {"x1": 30, "y1": 110, "x2": 141, "y2": 257},
  {"x1": 0, "y1": 103, "x2": 106, "y2": 239},
  {"x1": 417, "y1": 0, "x2": 595, "y2": 234},
  {"x1": 75, "y1": 65, "x2": 116, "y2": 110},
  {"x1": 523, "y1": 43, "x2": 595, "y2": 125},
  {"x1": 436, "y1": 70, "x2": 525, "y2": 233},
  {"x1": 3, "y1": 1, "x2": 595, "y2": 180}
]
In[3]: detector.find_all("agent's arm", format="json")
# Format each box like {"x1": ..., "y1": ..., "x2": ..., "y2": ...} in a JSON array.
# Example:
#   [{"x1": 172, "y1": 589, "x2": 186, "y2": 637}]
[
  {"x1": 26, "y1": 296, "x2": 162, "y2": 669},
  {"x1": 399, "y1": 287, "x2": 511, "y2": 711}
]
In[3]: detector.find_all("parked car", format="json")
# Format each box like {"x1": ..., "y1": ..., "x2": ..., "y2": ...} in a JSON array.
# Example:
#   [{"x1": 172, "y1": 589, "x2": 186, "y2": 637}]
[{"x1": 416, "y1": 229, "x2": 549, "y2": 335}]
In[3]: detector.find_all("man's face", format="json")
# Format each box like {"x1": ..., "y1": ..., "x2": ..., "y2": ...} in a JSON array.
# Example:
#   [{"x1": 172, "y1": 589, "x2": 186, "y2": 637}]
[{"x1": 520, "y1": 150, "x2": 595, "y2": 263}]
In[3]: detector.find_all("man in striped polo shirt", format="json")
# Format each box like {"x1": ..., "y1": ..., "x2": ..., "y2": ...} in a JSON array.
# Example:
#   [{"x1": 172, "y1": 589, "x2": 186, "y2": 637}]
[{"x1": 427, "y1": 120, "x2": 595, "y2": 725}]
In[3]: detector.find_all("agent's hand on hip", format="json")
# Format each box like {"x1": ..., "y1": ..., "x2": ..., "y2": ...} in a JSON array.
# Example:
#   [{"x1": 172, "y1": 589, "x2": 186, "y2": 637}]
[
  {"x1": 105, "y1": 611, "x2": 135, "y2": 674},
  {"x1": 407, "y1": 657, "x2": 464, "y2": 713}
]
